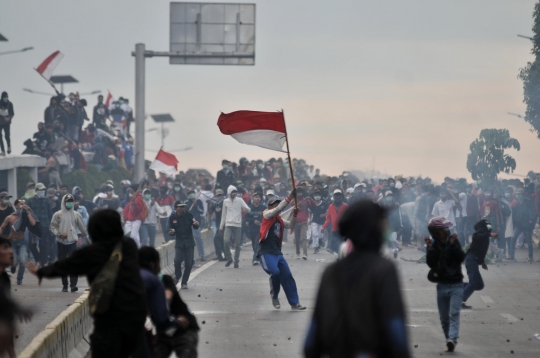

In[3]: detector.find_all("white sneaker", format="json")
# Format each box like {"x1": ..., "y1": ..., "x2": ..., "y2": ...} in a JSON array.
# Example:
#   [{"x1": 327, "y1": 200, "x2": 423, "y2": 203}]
[
  {"x1": 272, "y1": 298, "x2": 281, "y2": 309},
  {"x1": 302, "y1": 255, "x2": 307, "y2": 260},
  {"x1": 291, "y1": 303, "x2": 306, "y2": 310},
  {"x1": 252, "y1": 261, "x2": 259, "y2": 266},
  {"x1": 295, "y1": 254, "x2": 301, "y2": 259}
]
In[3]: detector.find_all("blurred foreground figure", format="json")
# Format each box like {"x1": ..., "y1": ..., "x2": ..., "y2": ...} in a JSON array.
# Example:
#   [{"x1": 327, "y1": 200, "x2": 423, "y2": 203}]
[
  {"x1": 0, "y1": 237, "x2": 32, "y2": 358},
  {"x1": 28, "y1": 210, "x2": 147, "y2": 358},
  {"x1": 304, "y1": 200, "x2": 410, "y2": 358}
]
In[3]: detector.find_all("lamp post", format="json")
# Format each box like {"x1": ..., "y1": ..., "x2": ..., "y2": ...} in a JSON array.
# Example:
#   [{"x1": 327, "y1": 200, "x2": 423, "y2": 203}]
[{"x1": 0, "y1": 46, "x2": 34, "y2": 56}]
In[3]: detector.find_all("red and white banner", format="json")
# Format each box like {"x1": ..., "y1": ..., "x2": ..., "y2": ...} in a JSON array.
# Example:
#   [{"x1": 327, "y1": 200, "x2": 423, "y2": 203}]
[
  {"x1": 105, "y1": 91, "x2": 114, "y2": 108},
  {"x1": 35, "y1": 51, "x2": 64, "y2": 80},
  {"x1": 217, "y1": 110, "x2": 287, "y2": 152},
  {"x1": 149, "y1": 149, "x2": 179, "y2": 175}
]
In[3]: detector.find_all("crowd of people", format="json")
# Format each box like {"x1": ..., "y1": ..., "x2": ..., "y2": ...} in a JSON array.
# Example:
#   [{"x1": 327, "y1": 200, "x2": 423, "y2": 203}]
[
  {"x1": 0, "y1": 149, "x2": 539, "y2": 357},
  {"x1": 19, "y1": 93, "x2": 135, "y2": 187}
]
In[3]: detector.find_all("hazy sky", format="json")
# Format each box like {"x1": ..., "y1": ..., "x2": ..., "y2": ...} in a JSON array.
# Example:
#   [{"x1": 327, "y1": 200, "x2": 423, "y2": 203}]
[{"x1": 2, "y1": 0, "x2": 539, "y2": 182}]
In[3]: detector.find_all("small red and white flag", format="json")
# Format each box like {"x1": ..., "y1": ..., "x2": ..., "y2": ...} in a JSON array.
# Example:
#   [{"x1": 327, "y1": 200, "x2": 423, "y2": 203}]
[
  {"x1": 149, "y1": 149, "x2": 179, "y2": 175},
  {"x1": 35, "y1": 51, "x2": 64, "y2": 80},
  {"x1": 217, "y1": 110, "x2": 287, "y2": 152},
  {"x1": 105, "y1": 91, "x2": 114, "y2": 108}
]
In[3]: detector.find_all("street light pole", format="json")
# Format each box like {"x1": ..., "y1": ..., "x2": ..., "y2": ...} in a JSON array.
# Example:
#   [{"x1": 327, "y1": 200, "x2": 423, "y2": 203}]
[
  {"x1": 0, "y1": 46, "x2": 34, "y2": 56},
  {"x1": 135, "y1": 43, "x2": 146, "y2": 182}
]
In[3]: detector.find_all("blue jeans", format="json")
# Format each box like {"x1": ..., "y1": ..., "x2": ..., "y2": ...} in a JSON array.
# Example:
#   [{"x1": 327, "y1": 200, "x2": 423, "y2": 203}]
[
  {"x1": 192, "y1": 226, "x2": 204, "y2": 259},
  {"x1": 139, "y1": 223, "x2": 157, "y2": 247},
  {"x1": 436, "y1": 283, "x2": 463, "y2": 343},
  {"x1": 463, "y1": 254, "x2": 484, "y2": 302},
  {"x1": 12, "y1": 240, "x2": 28, "y2": 283},
  {"x1": 510, "y1": 227, "x2": 534, "y2": 259},
  {"x1": 259, "y1": 254, "x2": 299, "y2": 306}
]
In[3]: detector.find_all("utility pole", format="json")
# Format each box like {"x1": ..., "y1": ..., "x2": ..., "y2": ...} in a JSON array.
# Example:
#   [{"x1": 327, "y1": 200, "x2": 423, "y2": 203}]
[{"x1": 135, "y1": 43, "x2": 146, "y2": 182}]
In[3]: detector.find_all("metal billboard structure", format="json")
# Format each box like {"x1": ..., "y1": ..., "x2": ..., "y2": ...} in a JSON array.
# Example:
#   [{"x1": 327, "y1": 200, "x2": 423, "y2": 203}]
[
  {"x1": 170, "y1": 2, "x2": 255, "y2": 65},
  {"x1": 131, "y1": 3, "x2": 256, "y2": 181}
]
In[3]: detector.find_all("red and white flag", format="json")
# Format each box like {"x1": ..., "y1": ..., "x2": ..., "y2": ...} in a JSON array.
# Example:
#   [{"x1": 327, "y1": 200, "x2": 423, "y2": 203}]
[
  {"x1": 105, "y1": 91, "x2": 114, "y2": 108},
  {"x1": 35, "y1": 51, "x2": 64, "y2": 80},
  {"x1": 217, "y1": 110, "x2": 287, "y2": 152},
  {"x1": 149, "y1": 149, "x2": 179, "y2": 175}
]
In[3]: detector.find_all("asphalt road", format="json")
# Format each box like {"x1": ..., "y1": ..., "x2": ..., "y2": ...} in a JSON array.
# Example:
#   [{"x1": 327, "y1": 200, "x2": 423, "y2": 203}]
[
  {"x1": 184, "y1": 239, "x2": 540, "y2": 358},
  {"x1": 12, "y1": 233, "x2": 540, "y2": 357}
]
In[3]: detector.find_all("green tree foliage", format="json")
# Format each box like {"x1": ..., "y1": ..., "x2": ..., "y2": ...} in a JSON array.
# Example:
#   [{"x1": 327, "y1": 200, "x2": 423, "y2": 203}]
[
  {"x1": 467, "y1": 129, "x2": 520, "y2": 185},
  {"x1": 518, "y1": 1, "x2": 540, "y2": 138},
  {"x1": 62, "y1": 164, "x2": 131, "y2": 198}
]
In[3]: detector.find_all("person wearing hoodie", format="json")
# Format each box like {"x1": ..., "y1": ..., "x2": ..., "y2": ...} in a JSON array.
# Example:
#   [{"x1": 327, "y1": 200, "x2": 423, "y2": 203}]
[
  {"x1": 425, "y1": 217, "x2": 466, "y2": 353},
  {"x1": 123, "y1": 185, "x2": 148, "y2": 247},
  {"x1": 219, "y1": 185, "x2": 251, "y2": 268},
  {"x1": 28, "y1": 209, "x2": 148, "y2": 357},
  {"x1": 140, "y1": 189, "x2": 166, "y2": 248},
  {"x1": 304, "y1": 200, "x2": 410, "y2": 358},
  {"x1": 462, "y1": 219, "x2": 492, "y2": 309},
  {"x1": 0, "y1": 92, "x2": 14, "y2": 155},
  {"x1": 50, "y1": 194, "x2": 88, "y2": 292}
]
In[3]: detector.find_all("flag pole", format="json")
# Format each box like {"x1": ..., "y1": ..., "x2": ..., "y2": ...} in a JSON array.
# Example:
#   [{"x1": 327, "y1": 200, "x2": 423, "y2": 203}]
[
  {"x1": 34, "y1": 69, "x2": 60, "y2": 95},
  {"x1": 281, "y1": 110, "x2": 298, "y2": 209}
]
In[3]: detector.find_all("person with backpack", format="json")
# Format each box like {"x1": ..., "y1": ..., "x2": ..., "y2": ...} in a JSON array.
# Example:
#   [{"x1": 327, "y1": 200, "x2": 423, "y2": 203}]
[
  {"x1": 304, "y1": 201, "x2": 410, "y2": 358},
  {"x1": 27, "y1": 209, "x2": 148, "y2": 358},
  {"x1": 123, "y1": 184, "x2": 148, "y2": 247},
  {"x1": 425, "y1": 217, "x2": 466, "y2": 353}
]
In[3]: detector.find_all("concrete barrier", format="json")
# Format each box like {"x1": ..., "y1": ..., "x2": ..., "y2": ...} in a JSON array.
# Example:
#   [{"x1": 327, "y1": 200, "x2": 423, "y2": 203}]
[{"x1": 18, "y1": 229, "x2": 215, "y2": 358}]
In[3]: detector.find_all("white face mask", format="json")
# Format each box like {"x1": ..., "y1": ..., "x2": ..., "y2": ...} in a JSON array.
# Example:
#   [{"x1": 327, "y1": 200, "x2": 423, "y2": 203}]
[{"x1": 37, "y1": 190, "x2": 46, "y2": 198}]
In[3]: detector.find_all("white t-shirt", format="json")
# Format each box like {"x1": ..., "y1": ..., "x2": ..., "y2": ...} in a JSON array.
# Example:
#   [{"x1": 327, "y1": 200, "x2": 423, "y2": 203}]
[{"x1": 432, "y1": 200, "x2": 456, "y2": 226}]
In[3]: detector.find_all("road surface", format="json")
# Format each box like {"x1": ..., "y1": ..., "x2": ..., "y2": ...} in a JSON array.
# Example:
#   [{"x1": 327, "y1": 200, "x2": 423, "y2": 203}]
[{"x1": 184, "y1": 240, "x2": 540, "y2": 357}]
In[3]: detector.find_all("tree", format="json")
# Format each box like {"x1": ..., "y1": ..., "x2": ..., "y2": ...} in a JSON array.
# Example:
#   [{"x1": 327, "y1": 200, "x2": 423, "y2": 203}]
[
  {"x1": 466, "y1": 129, "x2": 520, "y2": 185},
  {"x1": 518, "y1": 1, "x2": 540, "y2": 138}
]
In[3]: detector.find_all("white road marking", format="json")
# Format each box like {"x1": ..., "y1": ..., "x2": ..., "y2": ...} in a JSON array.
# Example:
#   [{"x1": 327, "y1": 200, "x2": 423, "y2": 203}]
[
  {"x1": 481, "y1": 295, "x2": 494, "y2": 304},
  {"x1": 175, "y1": 259, "x2": 219, "y2": 290},
  {"x1": 500, "y1": 313, "x2": 518, "y2": 322}
]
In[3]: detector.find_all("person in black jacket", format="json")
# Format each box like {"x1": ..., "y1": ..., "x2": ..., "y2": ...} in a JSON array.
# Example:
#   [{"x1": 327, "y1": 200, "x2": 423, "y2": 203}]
[
  {"x1": 216, "y1": 160, "x2": 234, "y2": 191},
  {"x1": 304, "y1": 200, "x2": 410, "y2": 358},
  {"x1": 27, "y1": 209, "x2": 148, "y2": 358},
  {"x1": 462, "y1": 219, "x2": 492, "y2": 309},
  {"x1": 425, "y1": 217, "x2": 466, "y2": 353},
  {"x1": 208, "y1": 189, "x2": 226, "y2": 261},
  {"x1": 92, "y1": 95, "x2": 109, "y2": 128},
  {"x1": 0, "y1": 92, "x2": 14, "y2": 155},
  {"x1": 168, "y1": 201, "x2": 200, "y2": 289},
  {"x1": 138, "y1": 246, "x2": 199, "y2": 358}
]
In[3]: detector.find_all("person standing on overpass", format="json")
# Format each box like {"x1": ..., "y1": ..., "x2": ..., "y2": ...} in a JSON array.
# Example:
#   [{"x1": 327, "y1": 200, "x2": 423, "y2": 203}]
[{"x1": 259, "y1": 190, "x2": 306, "y2": 311}]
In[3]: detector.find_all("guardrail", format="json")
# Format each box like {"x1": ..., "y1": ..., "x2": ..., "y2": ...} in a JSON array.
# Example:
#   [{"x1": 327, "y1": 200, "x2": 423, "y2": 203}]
[{"x1": 19, "y1": 229, "x2": 215, "y2": 358}]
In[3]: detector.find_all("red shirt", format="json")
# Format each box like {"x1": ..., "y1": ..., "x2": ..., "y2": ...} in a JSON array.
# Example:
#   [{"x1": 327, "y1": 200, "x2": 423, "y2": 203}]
[
  {"x1": 156, "y1": 195, "x2": 175, "y2": 207},
  {"x1": 323, "y1": 202, "x2": 348, "y2": 232},
  {"x1": 481, "y1": 200, "x2": 499, "y2": 218}
]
